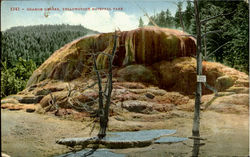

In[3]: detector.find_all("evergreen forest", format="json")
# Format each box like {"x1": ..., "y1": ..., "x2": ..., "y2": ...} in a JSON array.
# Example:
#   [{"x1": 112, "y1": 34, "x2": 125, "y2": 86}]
[
  {"x1": 147, "y1": 0, "x2": 248, "y2": 74},
  {"x1": 1, "y1": 24, "x2": 98, "y2": 97}
]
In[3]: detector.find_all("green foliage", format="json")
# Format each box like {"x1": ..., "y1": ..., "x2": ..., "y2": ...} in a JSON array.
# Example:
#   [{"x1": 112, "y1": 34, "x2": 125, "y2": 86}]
[
  {"x1": 1, "y1": 24, "x2": 98, "y2": 67},
  {"x1": 1, "y1": 24, "x2": 97, "y2": 96},
  {"x1": 148, "y1": 1, "x2": 248, "y2": 73},
  {"x1": 148, "y1": 6, "x2": 192, "y2": 32},
  {"x1": 1, "y1": 58, "x2": 37, "y2": 97},
  {"x1": 174, "y1": 1, "x2": 184, "y2": 29},
  {"x1": 139, "y1": 17, "x2": 144, "y2": 27},
  {"x1": 148, "y1": 9, "x2": 175, "y2": 28},
  {"x1": 222, "y1": 2, "x2": 249, "y2": 73},
  {"x1": 183, "y1": 1, "x2": 194, "y2": 33},
  {"x1": 192, "y1": 1, "x2": 249, "y2": 73}
]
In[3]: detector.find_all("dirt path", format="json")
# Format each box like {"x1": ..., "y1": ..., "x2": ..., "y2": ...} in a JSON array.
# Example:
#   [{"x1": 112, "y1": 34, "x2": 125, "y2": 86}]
[{"x1": 1, "y1": 109, "x2": 249, "y2": 157}]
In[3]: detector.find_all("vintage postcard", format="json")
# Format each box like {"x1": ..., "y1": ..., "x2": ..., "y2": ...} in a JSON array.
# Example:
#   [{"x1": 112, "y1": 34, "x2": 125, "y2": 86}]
[{"x1": 1, "y1": 0, "x2": 249, "y2": 156}]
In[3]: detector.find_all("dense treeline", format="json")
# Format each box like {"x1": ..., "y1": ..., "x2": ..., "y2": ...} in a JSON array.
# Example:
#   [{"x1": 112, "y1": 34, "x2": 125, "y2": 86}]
[
  {"x1": 147, "y1": 0, "x2": 249, "y2": 74},
  {"x1": 2, "y1": 24, "x2": 98, "y2": 67},
  {"x1": 1, "y1": 24, "x2": 98, "y2": 97},
  {"x1": 198, "y1": 1, "x2": 249, "y2": 73}
]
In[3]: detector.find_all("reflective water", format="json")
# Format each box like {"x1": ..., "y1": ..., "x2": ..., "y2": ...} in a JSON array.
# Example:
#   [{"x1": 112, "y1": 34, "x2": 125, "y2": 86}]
[
  {"x1": 104, "y1": 129, "x2": 176, "y2": 142},
  {"x1": 56, "y1": 129, "x2": 189, "y2": 157},
  {"x1": 154, "y1": 136, "x2": 188, "y2": 144},
  {"x1": 57, "y1": 149, "x2": 126, "y2": 157}
]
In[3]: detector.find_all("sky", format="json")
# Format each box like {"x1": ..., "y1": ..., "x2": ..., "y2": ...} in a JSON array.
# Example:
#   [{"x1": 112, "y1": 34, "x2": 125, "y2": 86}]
[{"x1": 1, "y1": 0, "x2": 186, "y2": 33}]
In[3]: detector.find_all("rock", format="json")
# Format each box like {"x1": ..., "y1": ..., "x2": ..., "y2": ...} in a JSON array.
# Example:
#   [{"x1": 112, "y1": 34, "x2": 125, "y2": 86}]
[
  {"x1": 54, "y1": 108, "x2": 71, "y2": 116},
  {"x1": 215, "y1": 75, "x2": 235, "y2": 91},
  {"x1": 114, "y1": 116, "x2": 125, "y2": 121},
  {"x1": 176, "y1": 102, "x2": 194, "y2": 112},
  {"x1": 35, "y1": 89, "x2": 51, "y2": 96},
  {"x1": 225, "y1": 87, "x2": 249, "y2": 94},
  {"x1": 1, "y1": 98, "x2": 19, "y2": 104},
  {"x1": 114, "y1": 82, "x2": 146, "y2": 89},
  {"x1": 153, "y1": 57, "x2": 249, "y2": 95},
  {"x1": 39, "y1": 95, "x2": 52, "y2": 108},
  {"x1": 128, "y1": 88, "x2": 167, "y2": 96},
  {"x1": 207, "y1": 94, "x2": 249, "y2": 114},
  {"x1": 155, "y1": 92, "x2": 189, "y2": 105},
  {"x1": 147, "y1": 89, "x2": 167, "y2": 96},
  {"x1": 112, "y1": 89, "x2": 140, "y2": 101},
  {"x1": 235, "y1": 79, "x2": 249, "y2": 87},
  {"x1": 26, "y1": 108, "x2": 36, "y2": 113},
  {"x1": 117, "y1": 65, "x2": 158, "y2": 85},
  {"x1": 152, "y1": 103, "x2": 174, "y2": 112},
  {"x1": 40, "y1": 91, "x2": 69, "y2": 108},
  {"x1": 9, "y1": 26, "x2": 248, "y2": 116},
  {"x1": 34, "y1": 81, "x2": 69, "y2": 96},
  {"x1": 145, "y1": 93, "x2": 155, "y2": 99},
  {"x1": 122, "y1": 100, "x2": 157, "y2": 114},
  {"x1": 4, "y1": 95, "x2": 23, "y2": 101},
  {"x1": 73, "y1": 90, "x2": 98, "y2": 104},
  {"x1": 1, "y1": 103, "x2": 36, "y2": 111},
  {"x1": 114, "y1": 92, "x2": 140, "y2": 101},
  {"x1": 28, "y1": 84, "x2": 37, "y2": 92},
  {"x1": 39, "y1": 89, "x2": 98, "y2": 111},
  {"x1": 18, "y1": 95, "x2": 43, "y2": 104},
  {"x1": 26, "y1": 26, "x2": 196, "y2": 87},
  {"x1": 214, "y1": 94, "x2": 249, "y2": 106},
  {"x1": 121, "y1": 100, "x2": 170, "y2": 114}
]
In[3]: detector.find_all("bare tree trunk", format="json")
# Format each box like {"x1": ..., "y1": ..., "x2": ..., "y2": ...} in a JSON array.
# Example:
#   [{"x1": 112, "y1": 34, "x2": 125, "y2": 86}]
[
  {"x1": 192, "y1": 139, "x2": 200, "y2": 156},
  {"x1": 193, "y1": 0, "x2": 202, "y2": 137},
  {"x1": 92, "y1": 53, "x2": 105, "y2": 138},
  {"x1": 98, "y1": 33, "x2": 118, "y2": 139}
]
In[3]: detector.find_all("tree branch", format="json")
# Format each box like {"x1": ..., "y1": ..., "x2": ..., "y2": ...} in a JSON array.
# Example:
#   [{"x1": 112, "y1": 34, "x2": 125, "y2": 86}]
[
  {"x1": 49, "y1": 92, "x2": 58, "y2": 110},
  {"x1": 79, "y1": 82, "x2": 98, "y2": 92},
  {"x1": 205, "y1": 42, "x2": 229, "y2": 60},
  {"x1": 200, "y1": 11, "x2": 235, "y2": 24},
  {"x1": 201, "y1": 30, "x2": 222, "y2": 38},
  {"x1": 203, "y1": 82, "x2": 218, "y2": 96},
  {"x1": 92, "y1": 54, "x2": 104, "y2": 112},
  {"x1": 67, "y1": 97, "x2": 96, "y2": 112}
]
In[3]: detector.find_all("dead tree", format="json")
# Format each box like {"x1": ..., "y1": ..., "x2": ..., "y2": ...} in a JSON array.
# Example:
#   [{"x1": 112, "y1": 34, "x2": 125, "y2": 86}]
[
  {"x1": 192, "y1": 0, "x2": 202, "y2": 138},
  {"x1": 58, "y1": 31, "x2": 118, "y2": 140},
  {"x1": 92, "y1": 32, "x2": 118, "y2": 139},
  {"x1": 192, "y1": 0, "x2": 235, "y2": 138}
]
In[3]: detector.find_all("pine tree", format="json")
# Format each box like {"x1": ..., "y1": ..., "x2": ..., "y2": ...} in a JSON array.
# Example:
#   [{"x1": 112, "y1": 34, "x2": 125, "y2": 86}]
[
  {"x1": 139, "y1": 17, "x2": 144, "y2": 27},
  {"x1": 183, "y1": 1, "x2": 194, "y2": 32},
  {"x1": 174, "y1": 1, "x2": 184, "y2": 31},
  {"x1": 165, "y1": 9, "x2": 174, "y2": 28}
]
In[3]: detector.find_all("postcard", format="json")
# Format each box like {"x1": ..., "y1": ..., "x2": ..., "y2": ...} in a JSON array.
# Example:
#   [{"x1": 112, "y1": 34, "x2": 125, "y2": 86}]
[{"x1": 1, "y1": 0, "x2": 249, "y2": 156}]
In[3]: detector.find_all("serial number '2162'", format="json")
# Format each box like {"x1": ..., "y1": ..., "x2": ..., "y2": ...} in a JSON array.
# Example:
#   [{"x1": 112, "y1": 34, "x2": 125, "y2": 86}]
[{"x1": 10, "y1": 7, "x2": 20, "y2": 11}]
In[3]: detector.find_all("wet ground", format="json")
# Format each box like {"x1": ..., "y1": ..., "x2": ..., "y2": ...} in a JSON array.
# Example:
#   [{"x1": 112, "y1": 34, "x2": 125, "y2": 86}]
[{"x1": 1, "y1": 109, "x2": 249, "y2": 157}]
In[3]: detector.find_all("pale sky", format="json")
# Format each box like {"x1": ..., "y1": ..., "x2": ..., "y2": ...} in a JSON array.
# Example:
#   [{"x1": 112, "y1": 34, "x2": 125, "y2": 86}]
[{"x1": 1, "y1": 0, "x2": 186, "y2": 33}]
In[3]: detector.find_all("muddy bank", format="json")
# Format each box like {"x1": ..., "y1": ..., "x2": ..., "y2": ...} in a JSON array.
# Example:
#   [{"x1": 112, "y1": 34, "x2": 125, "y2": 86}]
[{"x1": 1, "y1": 109, "x2": 248, "y2": 157}]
